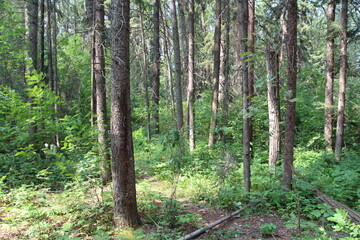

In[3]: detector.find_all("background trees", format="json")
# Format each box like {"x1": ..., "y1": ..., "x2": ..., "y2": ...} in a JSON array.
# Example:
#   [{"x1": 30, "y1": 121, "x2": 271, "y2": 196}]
[{"x1": 0, "y1": 0, "x2": 359, "y2": 236}]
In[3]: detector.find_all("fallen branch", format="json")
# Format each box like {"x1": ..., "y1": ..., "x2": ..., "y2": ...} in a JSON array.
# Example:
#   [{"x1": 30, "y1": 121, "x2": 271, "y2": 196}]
[
  {"x1": 312, "y1": 188, "x2": 360, "y2": 223},
  {"x1": 177, "y1": 203, "x2": 252, "y2": 240}
]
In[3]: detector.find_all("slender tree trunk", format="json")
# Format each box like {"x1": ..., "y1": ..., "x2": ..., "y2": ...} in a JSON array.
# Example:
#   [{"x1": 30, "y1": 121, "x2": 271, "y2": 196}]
[
  {"x1": 170, "y1": 0, "x2": 184, "y2": 131},
  {"x1": 161, "y1": 7, "x2": 176, "y2": 120},
  {"x1": 208, "y1": 0, "x2": 221, "y2": 148},
  {"x1": 335, "y1": 0, "x2": 348, "y2": 162},
  {"x1": 324, "y1": 0, "x2": 336, "y2": 152},
  {"x1": 266, "y1": 45, "x2": 281, "y2": 168},
  {"x1": 52, "y1": 0, "x2": 60, "y2": 147},
  {"x1": 39, "y1": 0, "x2": 45, "y2": 74},
  {"x1": 46, "y1": 0, "x2": 53, "y2": 90},
  {"x1": 279, "y1": 0, "x2": 288, "y2": 67},
  {"x1": 94, "y1": 0, "x2": 111, "y2": 185},
  {"x1": 187, "y1": 0, "x2": 195, "y2": 152},
  {"x1": 152, "y1": 0, "x2": 161, "y2": 134},
  {"x1": 283, "y1": 0, "x2": 297, "y2": 190},
  {"x1": 239, "y1": 0, "x2": 250, "y2": 192},
  {"x1": 248, "y1": 0, "x2": 255, "y2": 150},
  {"x1": 110, "y1": 0, "x2": 141, "y2": 228},
  {"x1": 139, "y1": 4, "x2": 151, "y2": 143},
  {"x1": 27, "y1": 0, "x2": 38, "y2": 72},
  {"x1": 178, "y1": 0, "x2": 188, "y2": 93}
]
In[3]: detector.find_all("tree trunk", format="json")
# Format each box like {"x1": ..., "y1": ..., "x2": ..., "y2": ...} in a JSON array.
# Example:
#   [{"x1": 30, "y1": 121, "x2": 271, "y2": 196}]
[
  {"x1": 279, "y1": 0, "x2": 288, "y2": 67},
  {"x1": 335, "y1": 0, "x2": 348, "y2": 162},
  {"x1": 220, "y1": 0, "x2": 230, "y2": 144},
  {"x1": 39, "y1": 0, "x2": 45, "y2": 74},
  {"x1": 266, "y1": 45, "x2": 281, "y2": 168},
  {"x1": 239, "y1": 0, "x2": 250, "y2": 192},
  {"x1": 170, "y1": 0, "x2": 184, "y2": 131},
  {"x1": 283, "y1": 0, "x2": 297, "y2": 190},
  {"x1": 139, "y1": 3, "x2": 151, "y2": 143},
  {"x1": 178, "y1": 0, "x2": 188, "y2": 93},
  {"x1": 208, "y1": 0, "x2": 221, "y2": 148},
  {"x1": 110, "y1": 0, "x2": 141, "y2": 227},
  {"x1": 94, "y1": 0, "x2": 111, "y2": 185},
  {"x1": 187, "y1": 0, "x2": 195, "y2": 152},
  {"x1": 324, "y1": 0, "x2": 336, "y2": 152},
  {"x1": 248, "y1": 0, "x2": 255, "y2": 151},
  {"x1": 152, "y1": 0, "x2": 161, "y2": 134},
  {"x1": 27, "y1": 0, "x2": 38, "y2": 72},
  {"x1": 46, "y1": 0, "x2": 53, "y2": 90}
]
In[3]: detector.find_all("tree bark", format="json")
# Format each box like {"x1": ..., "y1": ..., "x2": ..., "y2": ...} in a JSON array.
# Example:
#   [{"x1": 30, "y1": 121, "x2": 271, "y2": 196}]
[
  {"x1": 170, "y1": 0, "x2": 184, "y2": 131},
  {"x1": 279, "y1": 0, "x2": 288, "y2": 67},
  {"x1": 139, "y1": 3, "x2": 151, "y2": 143},
  {"x1": 283, "y1": 0, "x2": 297, "y2": 190},
  {"x1": 110, "y1": 0, "x2": 141, "y2": 227},
  {"x1": 46, "y1": 0, "x2": 53, "y2": 90},
  {"x1": 208, "y1": 0, "x2": 221, "y2": 148},
  {"x1": 266, "y1": 45, "x2": 281, "y2": 168},
  {"x1": 324, "y1": 0, "x2": 336, "y2": 152},
  {"x1": 27, "y1": 0, "x2": 38, "y2": 72},
  {"x1": 95, "y1": 0, "x2": 111, "y2": 185},
  {"x1": 239, "y1": 0, "x2": 250, "y2": 192},
  {"x1": 335, "y1": 0, "x2": 348, "y2": 162},
  {"x1": 39, "y1": 0, "x2": 45, "y2": 74},
  {"x1": 152, "y1": 0, "x2": 161, "y2": 134},
  {"x1": 178, "y1": 0, "x2": 188, "y2": 93},
  {"x1": 187, "y1": 0, "x2": 195, "y2": 152},
  {"x1": 248, "y1": 0, "x2": 255, "y2": 151}
]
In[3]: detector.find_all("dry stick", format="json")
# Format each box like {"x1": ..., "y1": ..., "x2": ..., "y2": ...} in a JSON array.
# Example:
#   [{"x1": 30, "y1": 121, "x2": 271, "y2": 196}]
[{"x1": 177, "y1": 203, "x2": 252, "y2": 240}]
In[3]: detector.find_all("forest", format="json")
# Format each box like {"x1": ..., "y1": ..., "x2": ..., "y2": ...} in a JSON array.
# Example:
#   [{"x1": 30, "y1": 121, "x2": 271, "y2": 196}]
[{"x1": 0, "y1": 0, "x2": 359, "y2": 239}]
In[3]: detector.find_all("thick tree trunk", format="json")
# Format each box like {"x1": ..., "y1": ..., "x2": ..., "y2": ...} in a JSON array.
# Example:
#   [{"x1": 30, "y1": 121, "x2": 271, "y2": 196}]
[
  {"x1": 324, "y1": 0, "x2": 336, "y2": 152},
  {"x1": 239, "y1": 0, "x2": 250, "y2": 192},
  {"x1": 266, "y1": 46, "x2": 281, "y2": 168},
  {"x1": 187, "y1": 0, "x2": 195, "y2": 152},
  {"x1": 94, "y1": 0, "x2": 111, "y2": 185},
  {"x1": 110, "y1": 0, "x2": 141, "y2": 228},
  {"x1": 335, "y1": 0, "x2": 348, "y2": 162},
  {"x1": 208, "y1": 0, "x2": 221, "y2": 148},
  {"x1": 283, "y1": 0, "x2": 297, "y2": 190},
  {"x1": 152, "y1": 0, "x2": 161, "y2": 134},
  {"x1": 170, "y1": 0, "x2": 184, "y2": 131}
]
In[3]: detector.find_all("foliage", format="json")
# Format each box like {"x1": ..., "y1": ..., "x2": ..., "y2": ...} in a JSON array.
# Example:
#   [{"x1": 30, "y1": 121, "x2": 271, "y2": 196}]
[
  {"x1": 327, "y1": 209, "x2": 360, "y2": 239},
  {"x1": 260, "y1": 223, "x2": 278, "y2": 236}
]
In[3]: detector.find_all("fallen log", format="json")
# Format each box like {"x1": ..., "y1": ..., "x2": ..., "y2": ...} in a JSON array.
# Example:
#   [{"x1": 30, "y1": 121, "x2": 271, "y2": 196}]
[
  {"x1": 312, "y1": 188, "x2": 360, "y2": 223},
  {"x1": 177, "y1": 203, "x2": 252, "y2": 240}
]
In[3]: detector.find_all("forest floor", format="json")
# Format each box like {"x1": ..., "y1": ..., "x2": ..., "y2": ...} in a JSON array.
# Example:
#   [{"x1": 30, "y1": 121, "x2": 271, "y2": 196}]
[{"x1": 0, "y1": 177, "x2": 347, "y2": 240}]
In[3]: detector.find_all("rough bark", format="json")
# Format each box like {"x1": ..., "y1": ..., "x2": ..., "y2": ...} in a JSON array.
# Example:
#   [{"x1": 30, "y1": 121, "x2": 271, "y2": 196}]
[
  {"x1": 208, "y1": 0, "x2": 221, "y2": 148},
  {"x1": 239, "y1": 0, "x2": 250, "y2": 192},
  {"x1": 152, "y1": 0, "x2": 161, "y2": 134},
  {"x1": 187, "y1": 0, "x2": 195, "y2": 152},
  {"x1": 170, "y1": 0, "x2": 184, "y2": 131},
  {"x1": 95, "y1": 0, "x2": 111, "y2": 184},
  {"x1": 46, "y1": 0, "x2": 53, "y2": 90},
  {"x1": 266, "y1": 46, "x2": 281, "y2": 168},
  {"x1": 283, "y1": 0, "x2": 297, "y2": 190},
  {"x1": 335, "y1": 0, "x2": 348, "y2": 162},
  {"x1": 178, "y1": 0, "x2": 188, "y2": 93},
  {"x1": 324, "y1": 0, "x2": 336, "y2": 152},
  {"x1": 39, "y1": 0, "x2": 45, "y2": 74},
  {"x1": 110, "y1": 0, "x2": 141, "y2": 227}
]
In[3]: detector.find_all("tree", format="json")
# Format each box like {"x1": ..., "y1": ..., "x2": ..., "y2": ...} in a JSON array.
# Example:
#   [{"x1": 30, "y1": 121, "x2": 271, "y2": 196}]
[
  {"x1": 335, "y1": 0, "x2": 348, "y2": 162},
  {"x1": 27, "y1": 0, "x2": 38, "y2": 72},
  {"x1": 110, "y1": 0, "x2": 141, "y2": 227},
  {"x1": 94, "y1": 0, "x2": 111, "y2": 184},
  {"x1": 238, "y1": 0, "x2": 250, "y2": 192},
  {"x1": 266, "y1": 45, "x2": 281, "y2": 168},
  {"x1": 208, "y1": 0, "x2": 221, "y2": 148},
  {"x1": 187, "y1": 0, "x2": 195, "y2": 152},
  {"x1": 324, "y1": 0, "x2": 336, "y2": 152},
  {"x1": 248, "y1": 0, "x2": 255, "y2": 150},
  {"x1": 170, "y1": 0, "x2": 184, "y2": 131},
  {"x1": 283, "y1": 0, "x2": 297, "y2": 190},
  {"x1": 152, "y1": 0, "x2": 161, "y2": 134}
]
